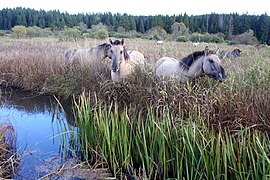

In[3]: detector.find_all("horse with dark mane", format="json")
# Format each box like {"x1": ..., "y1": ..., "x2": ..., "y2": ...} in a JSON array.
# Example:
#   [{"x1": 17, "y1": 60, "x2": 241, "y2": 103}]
[
  {"x1": 64, "y1": 43, "x2": 112, "y2": 64},
  {"x1": 219, "y1": 48, "x2": 242, "y2": 59},
  {"x1": 109, "y1": 39, "x2": 145, "y2": 82},
  {"x1": 155, "y1": 46, "x2": 226, "y2": 82}
]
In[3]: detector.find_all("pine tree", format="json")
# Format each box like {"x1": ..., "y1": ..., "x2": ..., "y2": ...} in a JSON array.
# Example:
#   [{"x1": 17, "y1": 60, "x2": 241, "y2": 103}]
[{"x1": 256, "y1": 14, "x2": 270, "y2": 43}]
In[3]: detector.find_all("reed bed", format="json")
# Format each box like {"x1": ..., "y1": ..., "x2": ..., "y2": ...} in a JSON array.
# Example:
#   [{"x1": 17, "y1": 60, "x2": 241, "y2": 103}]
[
  {"x1": 0, "y1": 121, "x2": 18, "y2": 179},
  {"x1": 74, "y1": 93, "x2": 270, "y2": 179},
  {"x1": 0, "y1": 37, "x2": 270, "y2": 178}
]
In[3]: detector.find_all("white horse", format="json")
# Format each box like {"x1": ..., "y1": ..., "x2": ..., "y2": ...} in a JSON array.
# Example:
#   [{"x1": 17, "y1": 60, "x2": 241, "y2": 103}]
[
  {"x1": 109, "y1": 39, "x2": 145, "y2": 82},
  {"x1": 155, "y1": 46, "x2": 226, "y2": 82}
]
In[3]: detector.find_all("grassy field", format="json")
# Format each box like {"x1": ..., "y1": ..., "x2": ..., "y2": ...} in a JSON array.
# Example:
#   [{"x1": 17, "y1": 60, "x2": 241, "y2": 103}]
[{"x1": 0, "y1": 37, "x2": 270, "y2": 179}]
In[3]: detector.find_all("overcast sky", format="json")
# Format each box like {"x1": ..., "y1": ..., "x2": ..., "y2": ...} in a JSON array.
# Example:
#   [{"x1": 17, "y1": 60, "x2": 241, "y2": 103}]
[{"x1": 1, "y1": 0, "x2": 269, "y2": 16}]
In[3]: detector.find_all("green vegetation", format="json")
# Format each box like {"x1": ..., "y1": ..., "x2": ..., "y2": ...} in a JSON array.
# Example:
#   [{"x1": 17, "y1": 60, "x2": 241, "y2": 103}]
[
  {"x1": 74, "y1": 96, "x2": 270, "y2": 179},
  {"x1": 1, "y1": 7, "x2": 270, "y2": 44},
  {"x1": 0, "y1": 37, "x2": 269, "y2": 178},
  {"x1": 0, "y1": 122, "x2": 18, "y2": 179},
  {"x1": 11, "y1": 25, "x2": 27, "y2": 38}
]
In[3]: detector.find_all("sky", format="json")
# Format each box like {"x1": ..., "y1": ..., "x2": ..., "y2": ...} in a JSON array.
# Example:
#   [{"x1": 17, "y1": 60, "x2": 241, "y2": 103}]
[{"x1": 1, "y1": 0, "x2": 269, "y2": 16}]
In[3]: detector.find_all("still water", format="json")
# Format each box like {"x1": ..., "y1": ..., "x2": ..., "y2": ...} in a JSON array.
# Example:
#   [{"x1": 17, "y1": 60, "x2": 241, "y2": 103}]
[{"x1": 0, "y1": 88, "x2": 77, "y2": 179}]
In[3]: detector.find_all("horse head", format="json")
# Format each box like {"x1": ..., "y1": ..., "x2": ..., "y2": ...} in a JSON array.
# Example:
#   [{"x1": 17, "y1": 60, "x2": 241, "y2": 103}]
[
  {"x1": 202, "y1": 46, "x2": 226, "y2": 82},
  {"x1": 233, "y1": 48, "x2": 242, "y2": 57},
  {"x1": 97, "y1": 43, "x2": 112, "y2": 59},
  {"x1": 109, "y1": 39, "x2": 129, "y2": 72}
]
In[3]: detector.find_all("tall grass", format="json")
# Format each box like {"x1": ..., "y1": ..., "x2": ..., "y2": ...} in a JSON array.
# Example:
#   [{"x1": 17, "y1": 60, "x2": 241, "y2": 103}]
[
  {"x1": 73, "y1": 93, "x2": 270, "y2": 179},
  {"x1": 0, "y1": 121, "x2": 18, "y2": 179},
  {"x1": 1, "y1": 37, "x2": 270, "y2": 178}
]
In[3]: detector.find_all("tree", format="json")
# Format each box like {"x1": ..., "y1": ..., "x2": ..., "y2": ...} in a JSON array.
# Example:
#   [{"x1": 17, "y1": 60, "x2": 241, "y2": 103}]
[
  {"x1": 146, "y1": 26, "x2": 167, "y2": 40},
  {"x1": 227, "y1": 15, "x2": 234, "y2": 40},
  {"x1": 171, "y1": 22, "x2": 189, "y2": 40},
  {"x1": 12, "y1": 25, "x2": 27, "y2": 38},
  {"x1": 137, "y1": 18, "x2": 145, "y2": 33},
  {"x1": 256, "y1": 14, "x2": 270, "y2": 43},
  {"x1": 91, "y1": 23, "x2": 109, "y2": 39}
]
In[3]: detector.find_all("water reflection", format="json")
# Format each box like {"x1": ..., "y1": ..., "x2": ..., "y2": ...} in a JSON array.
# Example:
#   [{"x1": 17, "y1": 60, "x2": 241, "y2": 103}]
[{"x1": 0, "y1": 88, "x2": 78, "y2": 179}]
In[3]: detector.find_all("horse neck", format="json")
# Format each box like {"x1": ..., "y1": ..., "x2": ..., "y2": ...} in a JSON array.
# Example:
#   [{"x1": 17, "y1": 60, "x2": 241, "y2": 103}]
[
  {"x1": 111, "y1": 71, "x2": 122, "y2": 82},
  {"x1": 116, "y1": 59, "x2": 132, "y2": 79},
  {"x1": 111, "y1": 59, "x2": 130, "y2": 82},
  {"x1": 95, "y1": 47, "x2": 107, "y2": 58},
  {"x1": 186, "y1": 57, "x2": 204, "y2": 77}
]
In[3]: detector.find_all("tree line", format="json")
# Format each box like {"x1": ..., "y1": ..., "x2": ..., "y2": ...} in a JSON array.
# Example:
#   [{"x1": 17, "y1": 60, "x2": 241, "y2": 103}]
[{"x1": 1, "y1": 7, "x2": 270, "y2": 44}]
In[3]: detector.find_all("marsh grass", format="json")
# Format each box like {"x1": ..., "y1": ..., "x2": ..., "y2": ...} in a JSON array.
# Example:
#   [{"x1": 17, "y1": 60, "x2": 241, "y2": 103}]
[
  {"x1": 0, "y1": 37, "x2": 111, "y2": 97},
  {"x1": 73, "y1": 93, "x2": 270, "y2": 179},
  {"x1": 1, "y1": 37, "x2": 270, "y2": 178},
  {"x1": 0, "y1": 121, "x2": 18, "y2": 179}
]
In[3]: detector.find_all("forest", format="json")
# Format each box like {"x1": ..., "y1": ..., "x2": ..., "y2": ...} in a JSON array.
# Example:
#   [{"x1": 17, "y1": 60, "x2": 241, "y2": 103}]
[{"x1": 0, "y1": 7, "x2": 270, "y2": 44}]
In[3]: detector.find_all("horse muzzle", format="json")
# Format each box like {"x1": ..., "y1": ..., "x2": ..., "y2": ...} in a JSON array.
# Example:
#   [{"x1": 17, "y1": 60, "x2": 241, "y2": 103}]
[
  {"x1": 209, "y1": 73, "x2": 224, "y2": 82},
  {"x1": 214, "y1": 74, "x2": 224, "y2": 82},
  {"x1": 112, "y1": 67, "x2": 119, "y2": 72}
]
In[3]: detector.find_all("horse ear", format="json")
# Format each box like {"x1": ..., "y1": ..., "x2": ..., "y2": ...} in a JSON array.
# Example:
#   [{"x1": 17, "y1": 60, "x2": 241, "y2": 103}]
[
  {"x1": 107, "y1": 44, "x2": 112, "y2": 49},
  {"x1": 215, "y1": 48, "x2": 220, "y2": 54},
  {"x1": 109, "y1": 39, "x2": 113, "y2": 45},
  {"x1": 204, "y1": 46, "x2": 210, "y2": 55},
  {"x1": 121, "y1": 39, "x2": 125, "y2": 46},
  {"x1": 220, "y1": 65, "x2": 226, "y2": 79}
]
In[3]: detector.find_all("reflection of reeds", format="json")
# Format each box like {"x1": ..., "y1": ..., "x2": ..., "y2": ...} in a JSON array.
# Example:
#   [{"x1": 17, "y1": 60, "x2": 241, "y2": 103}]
[
  {"x1": 52, "y1": 97, "x2": 79, "y2": 159},
  {"x1": 0, "y1": 88, "x2": 54, "y2": 114},
  {"x1": 0, "y1": 121, "x2": 18, "y2": 179}
]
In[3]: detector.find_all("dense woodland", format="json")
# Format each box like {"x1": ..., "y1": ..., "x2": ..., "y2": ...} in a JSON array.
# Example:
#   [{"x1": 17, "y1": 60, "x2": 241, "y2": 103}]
[{"x1": 1, "y1": 7, "x2": 270, "y2": 44}]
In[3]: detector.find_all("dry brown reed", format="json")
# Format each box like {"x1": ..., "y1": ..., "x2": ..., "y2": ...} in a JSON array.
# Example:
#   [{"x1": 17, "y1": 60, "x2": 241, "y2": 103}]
[
  {"x1": 0, "y1": 121, "x2": 18, "y2": 179},
  {"x1": 0, "y1": 37, "x2": 269, "y2": 132}
]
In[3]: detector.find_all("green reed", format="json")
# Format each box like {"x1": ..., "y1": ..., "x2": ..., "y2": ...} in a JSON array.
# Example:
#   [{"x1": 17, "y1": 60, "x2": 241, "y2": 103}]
[{"x1": 73, "y1": 93, "x2": 270, "y2": 179}]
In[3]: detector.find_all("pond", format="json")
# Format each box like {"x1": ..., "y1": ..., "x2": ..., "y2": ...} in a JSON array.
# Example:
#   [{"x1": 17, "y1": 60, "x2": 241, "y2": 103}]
[{"x1": 0, "y1": 88, "x2": 79, "y2": 179}]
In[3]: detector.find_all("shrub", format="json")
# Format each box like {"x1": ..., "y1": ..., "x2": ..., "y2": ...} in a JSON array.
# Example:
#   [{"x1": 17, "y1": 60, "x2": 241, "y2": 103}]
[
  {"x1": 189, "y1": 33, "x2": 224, "y2": 43},
  {"x1": 95, "y1": 29, "x2": 109, "y2": 39},
  {"x1": 176, "y1": 36, "x2": 189, "y2": 42},
  {"x1": 232, "y1": 29, "x2": 259, "y2": 45},
  {"x1": 189, "y1": 32, "x2": 202, "y2": 42},
  {"x1": 11, "y1": 25, "x2": 27, "y2": 38},
  {"x1": 58, "y1": 27, "x2": 82, "y2": 41},
  {"x1": 0, "y1": 31, "x2": 5, "y2": 36},
  {"x1": 171, "y1": 22, "x2": 189, "y2": 40},
  {"x1": 111, "y1": 32, "x2": 131, "y2": 39},
  {"x1": 41, "y1": 28, "x2": 54, "y2": 37},
  {"x1": 26, "y1": 27, "x2": 38, "y2": 37},
  {"x1": 146, "y1": 26, "x2": 167, "y2": 39}
]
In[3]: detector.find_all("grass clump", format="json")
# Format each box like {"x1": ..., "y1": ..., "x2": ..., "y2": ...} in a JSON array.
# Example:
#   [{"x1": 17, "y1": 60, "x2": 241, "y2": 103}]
[
  {"x1": 0, "y1": 121, "x2": 18, "y2": 179},
  {"x1": 73, "y1": 93, "x2": 270, "y2": 179}
]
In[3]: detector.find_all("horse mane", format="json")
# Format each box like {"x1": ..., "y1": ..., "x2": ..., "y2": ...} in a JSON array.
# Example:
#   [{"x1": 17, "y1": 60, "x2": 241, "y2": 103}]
[
  {"x1": 110, "y1": 39, "x2": 130, "y2": 60},
  {"x1": 179, "y1": 50, "x2": 205, "y2": 70},
  {"x1": 98, "y1": 43, "x2": 111, "y2": 49},
  {"x1": 233, "y1": 48, "x2": 241, "y2": 54},
  {"x1": 97, "y1": 43, "x2": 111, "y2": 53}
]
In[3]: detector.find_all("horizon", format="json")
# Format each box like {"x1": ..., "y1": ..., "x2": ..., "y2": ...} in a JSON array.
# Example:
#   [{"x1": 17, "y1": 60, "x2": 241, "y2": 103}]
[
  {"x1": 1, "y1": 6, "x2": 268, "y2": 17},
  {"x1": 1, "y1": 0, "x2": 269, "y2": 16}
]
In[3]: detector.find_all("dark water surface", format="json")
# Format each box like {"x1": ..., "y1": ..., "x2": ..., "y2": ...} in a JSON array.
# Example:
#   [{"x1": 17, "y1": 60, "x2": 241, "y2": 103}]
[{"x1": 0, "y1": 88, "x2": 77, "y2": 179}]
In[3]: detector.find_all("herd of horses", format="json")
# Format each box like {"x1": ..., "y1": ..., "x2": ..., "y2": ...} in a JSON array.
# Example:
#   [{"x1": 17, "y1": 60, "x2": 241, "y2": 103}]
[{"x1": 64, "y1": 39, "x2": 241, "y2": 83}]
